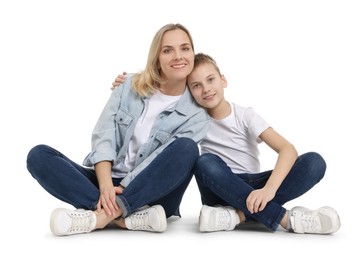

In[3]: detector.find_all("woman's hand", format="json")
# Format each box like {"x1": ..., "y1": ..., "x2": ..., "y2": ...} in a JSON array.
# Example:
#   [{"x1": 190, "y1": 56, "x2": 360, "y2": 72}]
[
  {"x1": 115, "y1": 185, "x2": 124, "y2": 195},
  {"x1": 97, "y1": 184, "x2": 121, "y2": 216},
  {"x1": 97, "y1": 185, "x2": 124, "y2": 216},
  {"x1": 94, "y1": 161, "x2": 123, "y2": 216}
]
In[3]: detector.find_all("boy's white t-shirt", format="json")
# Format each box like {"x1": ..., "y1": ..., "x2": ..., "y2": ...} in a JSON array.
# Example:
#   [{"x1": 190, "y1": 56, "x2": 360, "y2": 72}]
[
  {"x1": 200, "y1": 103, "x2": 270, "y2": 174},
  {"x1": 112, "y1": 90, "x2": 181, "y2": 178}
]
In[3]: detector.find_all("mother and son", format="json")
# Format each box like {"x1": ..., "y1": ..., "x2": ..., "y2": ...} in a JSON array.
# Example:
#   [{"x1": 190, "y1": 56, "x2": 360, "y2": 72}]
[{"x1": 26, "y1": 23, "x2": 340, "y2": 236}]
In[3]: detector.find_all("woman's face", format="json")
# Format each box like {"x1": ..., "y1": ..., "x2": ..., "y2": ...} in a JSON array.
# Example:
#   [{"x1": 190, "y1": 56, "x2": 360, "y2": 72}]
[{"x1": 158, "y1": 29, "x2": 194, "y2": 82}]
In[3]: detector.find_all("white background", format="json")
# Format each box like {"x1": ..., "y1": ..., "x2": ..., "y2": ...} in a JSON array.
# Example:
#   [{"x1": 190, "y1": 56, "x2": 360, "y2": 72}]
[{"x1": 1, "y1": 0, "x2": 363, "y2": 258}]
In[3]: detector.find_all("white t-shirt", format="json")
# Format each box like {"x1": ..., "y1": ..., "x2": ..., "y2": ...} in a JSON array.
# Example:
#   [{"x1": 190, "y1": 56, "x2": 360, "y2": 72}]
[
  {"x1": 200, "y1": 103, "x2": 270, "y2": 174},
  {"x1": 112, "y1": 90, "x2": 181, "y2": 178}
]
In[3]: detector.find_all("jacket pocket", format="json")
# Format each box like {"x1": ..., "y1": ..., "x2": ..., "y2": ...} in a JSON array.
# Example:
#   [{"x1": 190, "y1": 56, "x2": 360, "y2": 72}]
[
  {"x1": 115, "y1": 109, "x2": 134, "y2": 127},
  {"x1": 154, "y1": 130, "x2": 171, "y2": 144}
]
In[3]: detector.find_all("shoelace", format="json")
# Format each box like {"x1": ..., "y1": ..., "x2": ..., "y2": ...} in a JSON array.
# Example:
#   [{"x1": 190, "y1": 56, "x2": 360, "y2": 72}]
[
  {"x1": 215, "y1": 211, "x2": 231, "y2": 229},
  {"x1": 299, "y1": 214, "x2": 320, "y2": 232},
  {"x1": 129, "y1": 211, "x2": 153, "y2": 230},
  {"x1": 69, "y1": 211, "x2": 94, "y2": 233}
]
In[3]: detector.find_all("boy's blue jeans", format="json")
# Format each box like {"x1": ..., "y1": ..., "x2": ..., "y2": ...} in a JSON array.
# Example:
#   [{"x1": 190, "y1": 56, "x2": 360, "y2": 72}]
[
  {"x1": 193, "y1": 152, "x2": 326, "y2": 231},
  {"x1": 26, "y1": 137, "x2": 197, "y2": 218}
]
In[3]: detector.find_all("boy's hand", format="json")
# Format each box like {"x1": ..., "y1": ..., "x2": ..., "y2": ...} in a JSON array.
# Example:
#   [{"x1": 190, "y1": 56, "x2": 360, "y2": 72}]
[
  {"x1": 111, "y1": 71, "x2": 127, "y2": 90},
  {"x1": 246, "y1": 187, "x2": 275, "y2": 214}
]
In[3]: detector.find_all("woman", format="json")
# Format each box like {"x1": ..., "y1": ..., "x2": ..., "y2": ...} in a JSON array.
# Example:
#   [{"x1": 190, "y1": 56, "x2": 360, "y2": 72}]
[{"x1": 26, "y1": 23, "x2": 210, "y2": 236}]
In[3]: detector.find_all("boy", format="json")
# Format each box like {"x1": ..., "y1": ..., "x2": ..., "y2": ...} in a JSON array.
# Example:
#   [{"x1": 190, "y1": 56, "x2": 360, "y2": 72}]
[
  {"x1": 112, "y1": 53, "x2": 341, "y2": 234},
  {"x1": 186, "y1": 53, "x2": 340, "y2": 234}
]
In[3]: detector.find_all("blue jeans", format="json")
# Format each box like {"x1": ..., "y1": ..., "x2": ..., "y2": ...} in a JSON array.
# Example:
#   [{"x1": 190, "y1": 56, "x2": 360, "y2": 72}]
[
  {"x1": 193, "y1": 152, "x2": 326, "y2": 231},
  {"x1": 26, "y1": 137, "x2": 198, "y2": 218}
]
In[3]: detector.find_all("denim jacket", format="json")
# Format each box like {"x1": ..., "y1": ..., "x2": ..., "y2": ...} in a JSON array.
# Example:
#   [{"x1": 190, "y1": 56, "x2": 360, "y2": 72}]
[{"x1": 83, "y1": 74, "x2": 210, "y2": 187}]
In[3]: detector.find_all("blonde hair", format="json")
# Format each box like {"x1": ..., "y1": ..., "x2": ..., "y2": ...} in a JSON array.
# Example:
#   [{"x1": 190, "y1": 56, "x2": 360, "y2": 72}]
[
  {"x1": 193, "y1": 53, "x2": 222, "y2": 75},
  {"x1": 132, "y1": 23, "x2": 195, "y2": 97}
]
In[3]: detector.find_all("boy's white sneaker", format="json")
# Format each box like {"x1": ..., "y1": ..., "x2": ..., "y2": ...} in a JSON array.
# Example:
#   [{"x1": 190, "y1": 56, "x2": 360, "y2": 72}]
[
  {"x1": 50, "y1": 208, "x2": 96, "y2": 236},
  {"x1": 125, "y1": 205, "x2": 167, "y2": 232},
  {"x1": 290, "y1": 206, "x2": 341, "y2": 234},
  {"x1": 199, "y1": 205, "x2": 240, "y2": 232}
]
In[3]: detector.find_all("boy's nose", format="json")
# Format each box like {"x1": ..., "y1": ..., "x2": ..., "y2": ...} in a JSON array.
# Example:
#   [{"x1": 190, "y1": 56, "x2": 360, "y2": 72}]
[{"x1": 202, "y1": 85, "x2": 211, "y2": 93}]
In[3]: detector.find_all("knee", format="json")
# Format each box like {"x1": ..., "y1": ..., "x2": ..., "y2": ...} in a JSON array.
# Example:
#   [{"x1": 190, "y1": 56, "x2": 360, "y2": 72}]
[
  {"x1": 196, "y1": 153, "x2": 216, "y2": 168},
  {"x1": 27, "y1": 144, "x2": 46, "y2": 162},
  {"x1": 174, "y1": 137, "x2": 199, "y2": 158},
  {"x1": 26, "y1": 144, "x2": 52, "y2": 170},
  {"x1": 302, "y1": 152, "x2": 326, "y2": 181},
  {"x1": 195, "y1": 153, "x2": 223, "y2": 178}
]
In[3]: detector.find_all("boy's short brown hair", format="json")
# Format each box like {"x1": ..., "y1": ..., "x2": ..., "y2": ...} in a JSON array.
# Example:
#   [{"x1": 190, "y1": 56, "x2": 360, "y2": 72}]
[{"x1": 194, "y1": 53, "x2": 222, "y2": 75}]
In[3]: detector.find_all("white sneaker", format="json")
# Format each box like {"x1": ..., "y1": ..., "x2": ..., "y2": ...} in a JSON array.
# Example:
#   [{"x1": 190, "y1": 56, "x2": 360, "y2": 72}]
[
  {"x1": 50, "y1": 208, "x2": 96, "y2": 236},
  {"x1": 125, "y1": 205, "x2": 167, "y2": 232},
  {"x1": 290, "y1": 206, "x2": 341, "y2": 234},
  {"x1": 199, "y1": 205, "x2": 240, "y2": 232}
]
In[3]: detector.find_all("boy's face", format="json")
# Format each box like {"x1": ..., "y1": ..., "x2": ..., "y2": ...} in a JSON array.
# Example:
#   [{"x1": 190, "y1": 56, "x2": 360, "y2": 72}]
[{"x1": 187, "y1": 63, "x2": 227, "y2": 109}]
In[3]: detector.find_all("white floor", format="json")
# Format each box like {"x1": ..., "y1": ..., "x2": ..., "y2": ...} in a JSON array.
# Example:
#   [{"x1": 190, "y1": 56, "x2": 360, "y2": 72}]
[
  {"x1": 5, "y1": 177, "x2": 356, "y2": 259},
  {"x1": 16, "y1": 215, "x2": 350, "y2": 259}
]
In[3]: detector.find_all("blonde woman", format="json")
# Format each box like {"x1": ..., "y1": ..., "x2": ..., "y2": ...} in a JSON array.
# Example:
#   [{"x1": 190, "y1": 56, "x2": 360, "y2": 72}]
[{"x1": 26, "y1": 23, "x2": 210, "y2": 236}]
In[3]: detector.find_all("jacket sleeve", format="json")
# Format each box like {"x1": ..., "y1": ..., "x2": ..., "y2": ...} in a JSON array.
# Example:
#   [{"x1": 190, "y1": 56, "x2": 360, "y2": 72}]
[{"x1": 83, "y1": 83, "x2": 126, "y2": 167}]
